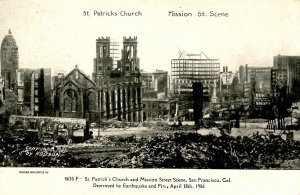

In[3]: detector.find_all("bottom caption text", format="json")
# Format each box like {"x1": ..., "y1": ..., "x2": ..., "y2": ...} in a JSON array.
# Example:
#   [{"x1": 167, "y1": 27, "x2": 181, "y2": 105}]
[{"x1": 65, "y1": 176, "x2": 232, "y2": 190}]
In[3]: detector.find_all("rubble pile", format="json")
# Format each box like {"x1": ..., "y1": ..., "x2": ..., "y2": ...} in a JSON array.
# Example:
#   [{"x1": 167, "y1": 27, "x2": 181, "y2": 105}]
[
  {"x1": 98, "y1": 133, "x2": 300, "y2": 169},
  {"x1": 1, "y1": 131, "x2": 299, "y2": 168},
  {"x1": 84, "y1": 135, "x2": 138, "y2": 146},
  {"x1": 0, "y1": 132, "x2": 137, "y2": 167},
  {"x1": 99, "y1": 118, "x2": 140, "y2": 128},
  {"x1": 100, "y1": 118, "x2": 126, "y2": 128},
  {"x1": 142, "y1": 121, "x2": 171, "y2": 131},
  {"x1": 0, "y1": 132, "x2": 83, "y2": 167}
]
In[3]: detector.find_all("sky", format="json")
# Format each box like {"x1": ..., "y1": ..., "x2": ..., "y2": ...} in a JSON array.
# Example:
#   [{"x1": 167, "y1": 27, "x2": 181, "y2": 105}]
[{"x1": 1, "y1": 0, "x2": 300, "y2": 76}]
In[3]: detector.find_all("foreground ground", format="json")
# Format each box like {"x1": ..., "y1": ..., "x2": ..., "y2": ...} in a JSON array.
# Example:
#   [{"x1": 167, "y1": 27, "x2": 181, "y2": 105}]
[{"x1": 1, "y1": 122, "x2": 300, "y2": 169}]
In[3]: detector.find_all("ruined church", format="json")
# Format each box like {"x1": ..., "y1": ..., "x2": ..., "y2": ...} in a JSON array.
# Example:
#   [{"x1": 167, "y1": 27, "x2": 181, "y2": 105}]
[{"x1": 53, "y1": 36, "x2": 143, "y2": 122}]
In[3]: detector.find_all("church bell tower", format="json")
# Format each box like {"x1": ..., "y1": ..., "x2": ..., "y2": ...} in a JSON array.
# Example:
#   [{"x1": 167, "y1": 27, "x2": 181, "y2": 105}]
[{"x1": 1, "y1": 29, "x2": 19, "y2": 90}]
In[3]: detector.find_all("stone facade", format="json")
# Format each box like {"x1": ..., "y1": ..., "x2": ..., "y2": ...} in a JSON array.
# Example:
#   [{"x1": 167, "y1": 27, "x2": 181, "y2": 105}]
[
  {"x1": 0, "y1": 30, "x2": 19, "y2": 90},
  {"x1": 53, "y1": 66, "x2": 97, "y2": 120},
  {"x1": 94, "y1": 36, "x2": 142, "y2": 122}
]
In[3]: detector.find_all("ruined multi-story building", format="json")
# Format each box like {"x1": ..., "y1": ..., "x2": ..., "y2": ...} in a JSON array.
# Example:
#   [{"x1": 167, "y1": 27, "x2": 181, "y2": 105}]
[
  {"x1": 219, "y1": 66, "x2": 234, "y2": 102},
  {"x1": 273, "y1": 55, "x2": 300, "y2": 99},
  {"x1": 171, "y1": 52, "x2": 220, "y2": 98},
  {"x1": 271, "y1": 68, "x2": 288, "y2": 97},
  {"x1": 53, "y1": 36, "x2": 143, "y2": 122},
  {"x1": 220, "y1": 66, "x2": 234, "y2": 86},
  {"x1": 238, "y1": 64, "x2": 271, "y2": 106},
  {"x1": 247, "y1": 66, "x2": 271, "y2": 94},
  {"x1": 1, "y1": 29, "x2": 19, "y2": 90},
  {"x1": 141, "y1": 69, "x2": 169, "y2": 99},
  {"x1": 141, "y1": 70, "x2": 177, "y2": 121},
  {"x1": 142, "y1": 99, "x2": 177, "y2": 121},
  {"x1": 16, "y1": 68, "x2": 52, "y2": 116}
]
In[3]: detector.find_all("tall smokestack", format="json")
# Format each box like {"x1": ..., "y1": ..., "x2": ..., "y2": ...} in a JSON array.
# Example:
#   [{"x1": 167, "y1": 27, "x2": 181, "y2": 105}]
[{"x1": 193, "y1": 82, "x2": 203, "y2": 129}]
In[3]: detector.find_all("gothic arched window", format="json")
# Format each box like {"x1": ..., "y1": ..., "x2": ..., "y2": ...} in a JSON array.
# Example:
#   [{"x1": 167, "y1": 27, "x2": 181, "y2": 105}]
[
  {"x1": 64, "y1": 89, "x2": 77, "y2": 112},
  {"x1": 64, "y1": 98, "x2": 71, "y2": 112}
]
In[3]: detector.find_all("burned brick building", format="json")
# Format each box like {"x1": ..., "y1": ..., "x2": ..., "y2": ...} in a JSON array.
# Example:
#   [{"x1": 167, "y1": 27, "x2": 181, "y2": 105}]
[
  {"x1": 53, "y1": 36, "x2": 143, "y2": 122},
  {"x1": 271, "y1": 68, "x2": 288, "y2": 97},
  {"x1": 273, "y1": 55, "x2": 300, "y2": 100},
  {"x1": 141, "y1": 70, "x2": 177, "y2": 121},
  {"x1": 141, "y1": 69, "x2": 169, "y2": 98},
  {"x1": 16, "y1": 68, "x2": 52, "y2": 116}
]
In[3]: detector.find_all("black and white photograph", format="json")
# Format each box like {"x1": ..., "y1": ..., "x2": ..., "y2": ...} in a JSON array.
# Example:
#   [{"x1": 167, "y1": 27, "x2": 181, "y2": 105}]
[{"x1": 0, "y1": 0, "x2": 300, "y2": 194}]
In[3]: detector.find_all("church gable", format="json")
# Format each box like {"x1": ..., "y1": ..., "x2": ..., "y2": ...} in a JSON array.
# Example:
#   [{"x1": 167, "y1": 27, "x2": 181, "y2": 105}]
[
  {"x1": 58, "y1": 67, "x2": 96, "y2": 90},
  {"x1": 60, "y1": 79, "x2": 80, "y2": 92},
  {"x1": 53, "y1": 66, "x2": 98, "y2": 119}
]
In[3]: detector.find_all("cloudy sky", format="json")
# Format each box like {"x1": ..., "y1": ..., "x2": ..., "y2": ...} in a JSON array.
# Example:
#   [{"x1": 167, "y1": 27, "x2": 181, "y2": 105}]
[{"x1": 1, "y1": 0, "x2": 300, "y2": 76}]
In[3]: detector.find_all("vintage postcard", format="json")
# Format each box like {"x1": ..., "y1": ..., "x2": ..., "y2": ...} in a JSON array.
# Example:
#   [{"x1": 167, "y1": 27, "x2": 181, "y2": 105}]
[{"x1": 0, "y1": 0, "x2": 300, "y2": 194}]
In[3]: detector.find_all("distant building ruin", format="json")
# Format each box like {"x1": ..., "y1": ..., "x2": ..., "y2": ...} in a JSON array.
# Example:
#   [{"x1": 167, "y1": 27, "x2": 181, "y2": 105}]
[
  {"x1": 16, "y1": 68, "x2": 52, "y2": 116},
  {"x1": 141, "y1": 70, "x2": 177, "y2": 121},
  {"x1": 273, "y1": 55, "x2": 300, "y2": 100}
]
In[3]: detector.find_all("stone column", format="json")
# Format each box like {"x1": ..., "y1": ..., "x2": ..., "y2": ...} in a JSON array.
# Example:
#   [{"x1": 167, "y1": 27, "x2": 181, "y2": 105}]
[
  {"x1": 120, "y1": 86, "x2": 123, "y2": 111},
  {"x1": 111, "y1": 90, "x2": 114, "y2": 117},
  {"x1": 108, "y1": 90, "x2": 112, "y2": 118},
  {"x1": 103, "y1": 90, "x2": 107, "y2": 117},
  {"x1": 111, "y1": 88, "x2": 115, "y2": 117},
  {"x1": 137, "y1": 86, "x2": 142, "y2": 122},
  {"x1": 117, "y1": 87, "x2": 121, "y2": 121},
  {"x1": 94, "y1": 89, "x2": 98, "y2": 120},
  {"x1": 132, "y1": 86, "x2": 137, "y2": 122},
  {"x1": 114, "y1": 88, "x2": 118, "y2": 118},
  {"x1": 98, "y1": 89, "x2": 102, "y2": 120},
  {"x1": 140, "y1": 110, "x2": 143, "y2": 123},
  {"x1": 127, "y1": 84, "x2": 132, "y2": 122},
  {"x1": 123, "y1": 87, "x2": 127, "y2": 121},
  {"x1": 136, "y1": 86, "x2": 140, "y2": 122},
  {"x1": 80, "y1": 88, "x2": 84, "y2": 118}
]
